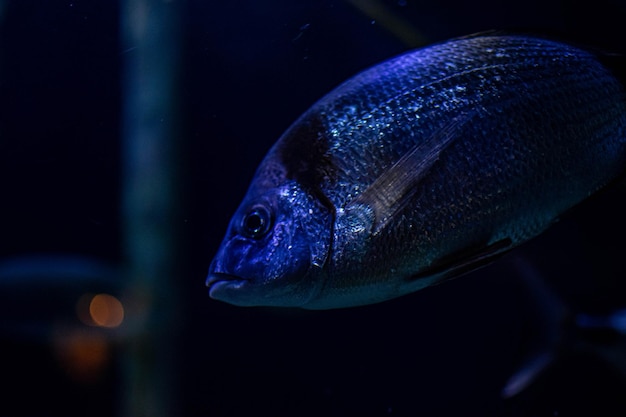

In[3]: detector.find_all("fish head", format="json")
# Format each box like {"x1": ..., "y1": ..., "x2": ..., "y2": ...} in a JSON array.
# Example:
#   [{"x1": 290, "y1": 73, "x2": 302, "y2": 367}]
[{"x1": 207, "y1": 161, "x2": 333, "y2": 307}]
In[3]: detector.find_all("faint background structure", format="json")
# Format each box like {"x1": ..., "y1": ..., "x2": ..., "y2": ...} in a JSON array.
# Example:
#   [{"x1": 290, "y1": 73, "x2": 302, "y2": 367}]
[{"x1": 1, "y1": 1, "x2": 626, "y2": 416}]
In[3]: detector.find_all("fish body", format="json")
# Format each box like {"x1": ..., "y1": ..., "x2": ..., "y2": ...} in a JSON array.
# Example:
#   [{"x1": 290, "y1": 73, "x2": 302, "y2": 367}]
[{"x1": 207, "y1": 34, "x2": 626, "y2": 309}]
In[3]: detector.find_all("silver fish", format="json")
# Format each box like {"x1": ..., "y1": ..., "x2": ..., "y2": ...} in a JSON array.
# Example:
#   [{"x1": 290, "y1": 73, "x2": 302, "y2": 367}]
[{"x1": 207, "y1": 33, "x2": 626, "y2": 309}]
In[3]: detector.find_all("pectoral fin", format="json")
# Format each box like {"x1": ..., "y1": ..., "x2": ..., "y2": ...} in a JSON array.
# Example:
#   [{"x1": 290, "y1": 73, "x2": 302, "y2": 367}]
[{"x1": 347, "y1": 112, "x2": 473, "y2": 235}]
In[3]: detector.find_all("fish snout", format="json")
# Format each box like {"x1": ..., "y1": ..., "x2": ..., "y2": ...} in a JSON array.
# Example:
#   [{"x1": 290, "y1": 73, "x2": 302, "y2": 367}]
[{"x1": 205, "y1": 272, "x2": 249, "y2": 299}]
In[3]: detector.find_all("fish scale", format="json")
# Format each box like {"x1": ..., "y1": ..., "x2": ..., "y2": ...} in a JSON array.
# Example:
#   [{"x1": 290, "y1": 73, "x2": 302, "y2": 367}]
[{"x1": 207, "y1": 33, "x2": 626, "y2": 310}]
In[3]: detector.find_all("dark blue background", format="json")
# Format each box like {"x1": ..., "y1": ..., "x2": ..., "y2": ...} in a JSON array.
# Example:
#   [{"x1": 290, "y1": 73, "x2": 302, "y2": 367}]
[{"x1": 2, "y1": 0, "x2": 626, "y2": 416}]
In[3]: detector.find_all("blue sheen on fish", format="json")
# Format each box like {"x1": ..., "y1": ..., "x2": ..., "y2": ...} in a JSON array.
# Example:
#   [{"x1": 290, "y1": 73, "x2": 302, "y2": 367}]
[{"x1": 207, "y1": 33, "x2": 626, "y2": 309}]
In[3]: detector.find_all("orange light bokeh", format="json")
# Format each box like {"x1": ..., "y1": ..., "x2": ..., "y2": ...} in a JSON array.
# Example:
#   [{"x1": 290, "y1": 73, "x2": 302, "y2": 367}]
[{"x1": 89, "y1": 293, "x2": 124, "y2": 328}]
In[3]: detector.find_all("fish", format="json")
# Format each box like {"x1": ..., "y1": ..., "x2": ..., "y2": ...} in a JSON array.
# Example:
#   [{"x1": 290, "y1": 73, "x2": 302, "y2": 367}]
[{"x1": 206, "y1": 33, "x2": 626, "y2": 310}]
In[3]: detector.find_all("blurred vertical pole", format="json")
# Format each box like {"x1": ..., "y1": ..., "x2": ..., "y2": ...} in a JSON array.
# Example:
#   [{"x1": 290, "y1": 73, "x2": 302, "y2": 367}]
[{"x1": 120, "y1": 1, "x2": 183, "y2": 417}]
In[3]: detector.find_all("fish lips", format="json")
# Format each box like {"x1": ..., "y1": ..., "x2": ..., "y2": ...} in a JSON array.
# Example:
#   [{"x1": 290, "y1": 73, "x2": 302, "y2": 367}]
[{"x1": 206, "y1": 272, "x2": 250, "y2": 301}]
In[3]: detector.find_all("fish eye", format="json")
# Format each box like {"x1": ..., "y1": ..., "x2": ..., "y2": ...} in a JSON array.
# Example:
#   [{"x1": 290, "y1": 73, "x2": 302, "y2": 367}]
[{"x1": 241, "y1": 205, "x2": 272, "y2": 239}]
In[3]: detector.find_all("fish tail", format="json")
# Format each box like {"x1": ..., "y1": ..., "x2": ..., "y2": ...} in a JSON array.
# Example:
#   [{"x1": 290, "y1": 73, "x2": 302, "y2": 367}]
[
  {"x1": 498, "y1": 254, "x2": 567, "y2": 398},
  {"x1": 500, "y1": 253, "x2": 626, "y2": 407}
]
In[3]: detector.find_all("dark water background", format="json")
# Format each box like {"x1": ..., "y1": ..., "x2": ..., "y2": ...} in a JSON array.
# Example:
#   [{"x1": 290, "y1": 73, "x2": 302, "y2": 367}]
[{"x1": 2, "y1": 0, "x2": 626, "y2": 416}]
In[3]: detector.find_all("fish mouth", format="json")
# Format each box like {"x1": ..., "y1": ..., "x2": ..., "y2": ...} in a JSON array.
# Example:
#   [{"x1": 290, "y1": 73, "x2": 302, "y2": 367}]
[{"x1": 206, "y1": 273, "x2": 249, "y2": 298}]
